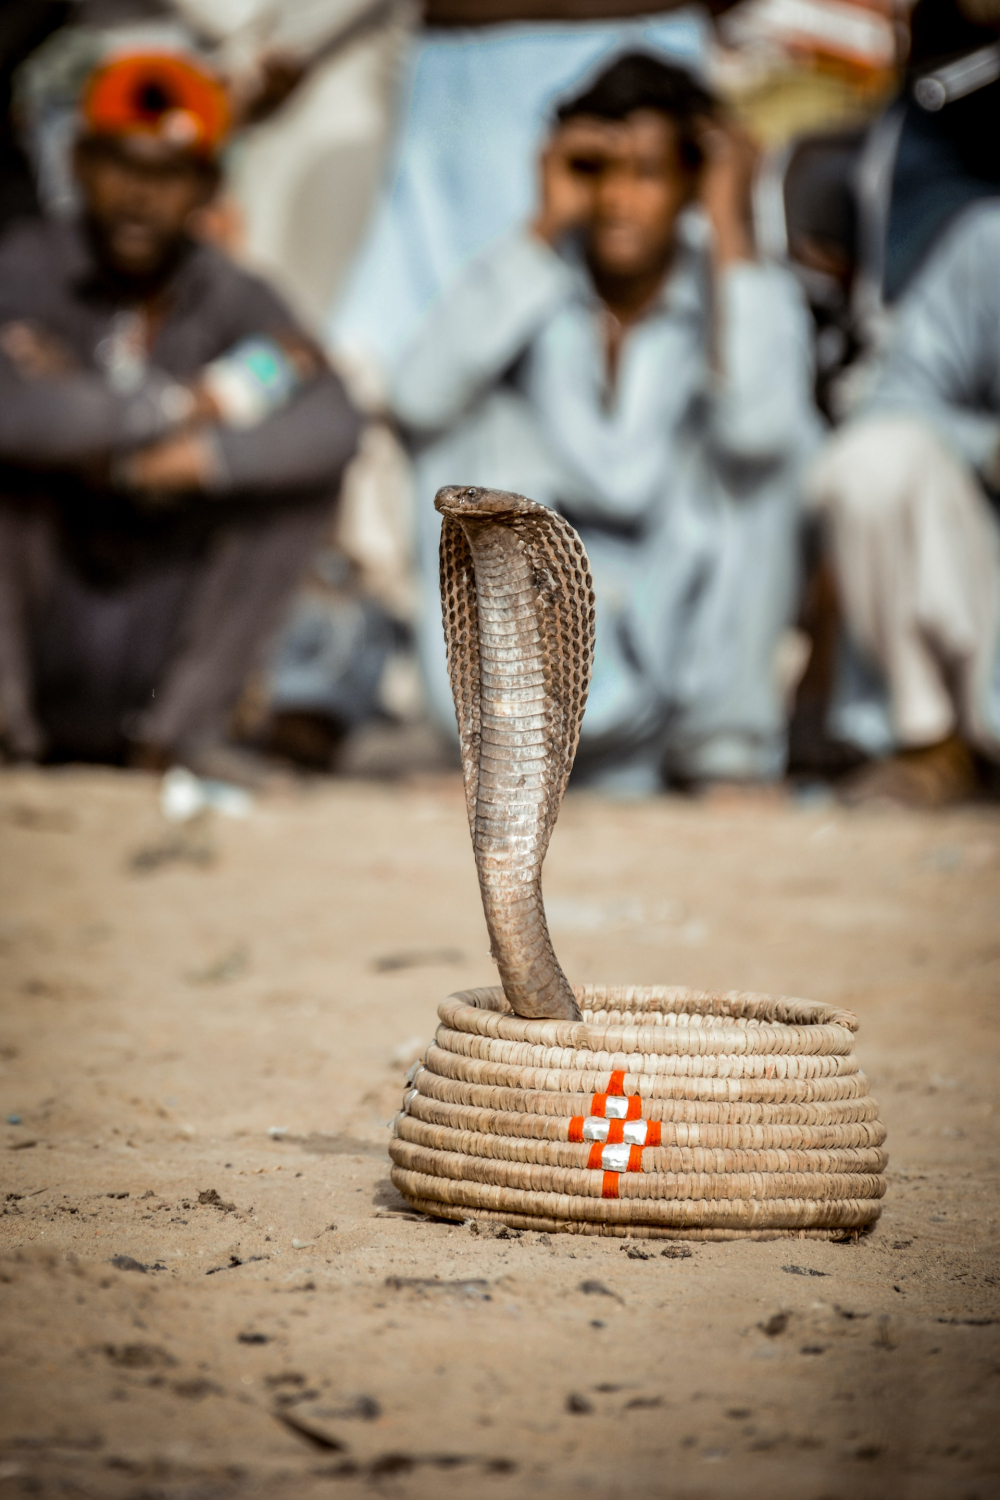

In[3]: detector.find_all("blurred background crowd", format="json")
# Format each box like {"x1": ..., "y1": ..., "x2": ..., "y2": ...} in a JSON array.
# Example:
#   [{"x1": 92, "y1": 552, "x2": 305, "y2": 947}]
[{"x1": 0, "y1": 0, "x2": 998, "y2": 807}]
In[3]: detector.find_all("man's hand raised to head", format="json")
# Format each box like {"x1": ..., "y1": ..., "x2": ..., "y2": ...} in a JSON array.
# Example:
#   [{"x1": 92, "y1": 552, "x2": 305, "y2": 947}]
[
  {"x1": 697, "y1": 118, "x2": 757, "y2": 268},
  {"x1": 531, "y1": 117, "x2": 613, "y2": 247}
]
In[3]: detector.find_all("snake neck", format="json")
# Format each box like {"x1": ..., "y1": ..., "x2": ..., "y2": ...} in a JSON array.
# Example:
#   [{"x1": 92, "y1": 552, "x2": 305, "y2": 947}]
[{"x1": 462, "y1": 518, "x2": 581, "y2": 1022}]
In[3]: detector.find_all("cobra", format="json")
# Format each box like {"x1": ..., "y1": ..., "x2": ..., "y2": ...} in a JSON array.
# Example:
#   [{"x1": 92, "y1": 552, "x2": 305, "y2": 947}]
[{"x1": 435, "y1": 485, "x2": 596, "y2": 1022}]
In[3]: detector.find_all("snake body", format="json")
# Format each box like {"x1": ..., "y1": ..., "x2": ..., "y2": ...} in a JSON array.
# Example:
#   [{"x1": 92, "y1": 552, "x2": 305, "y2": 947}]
[{"x1": 435, "y1": 485, "x2": 596, "y2": 1022}]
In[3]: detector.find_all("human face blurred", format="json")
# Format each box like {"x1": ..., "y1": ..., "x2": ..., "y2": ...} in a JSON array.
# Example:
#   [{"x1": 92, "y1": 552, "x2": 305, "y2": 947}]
[
  {"x1": 74, "y1": 135, "x2": 216, "y2": 281},
  {"x1": 570, "y1": 110, "x2": 697, "y2": 280}
]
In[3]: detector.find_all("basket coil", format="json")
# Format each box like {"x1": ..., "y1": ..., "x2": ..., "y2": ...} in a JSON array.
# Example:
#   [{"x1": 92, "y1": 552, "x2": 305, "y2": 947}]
[{"x1": 390, "y1": 985, "x2": 887, "y2": 1240}]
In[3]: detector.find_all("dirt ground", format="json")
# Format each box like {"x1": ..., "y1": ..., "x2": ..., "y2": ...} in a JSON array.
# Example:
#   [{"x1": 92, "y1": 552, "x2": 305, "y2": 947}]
[{"x1": 1, "y1": 765, "x2": 998, "y2": 1500}]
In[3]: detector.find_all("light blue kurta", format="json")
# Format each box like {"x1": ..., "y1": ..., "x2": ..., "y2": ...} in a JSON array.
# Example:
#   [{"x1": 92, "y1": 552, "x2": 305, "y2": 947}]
[
  {"x1": 866, "y1": 204, "x2": 1000, "y2": 474},
  {"x1": 390, "y1": 217, "x2": 821, "y2": 785},
  {"x1": 830, "y1": 201, "x2": 1000, "y2": 757}
]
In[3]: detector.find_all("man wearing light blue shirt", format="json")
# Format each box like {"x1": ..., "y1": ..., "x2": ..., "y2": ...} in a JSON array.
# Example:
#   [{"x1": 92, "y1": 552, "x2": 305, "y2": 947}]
[
  {"x1": 389, "y1": 52, "x2": 820, "y2": 792},
  {"x1": 807, "y1": 201, "x2": 1000, "y2": 806}
]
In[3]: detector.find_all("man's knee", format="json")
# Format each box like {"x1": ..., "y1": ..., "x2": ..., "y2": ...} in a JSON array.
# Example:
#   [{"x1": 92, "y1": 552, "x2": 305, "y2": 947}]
[{"x1": 806, "y1": 416, "x2": 969, "y2": 533}]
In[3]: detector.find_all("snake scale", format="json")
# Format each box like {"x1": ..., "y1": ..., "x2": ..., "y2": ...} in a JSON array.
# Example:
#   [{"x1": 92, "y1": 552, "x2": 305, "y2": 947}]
[{"x1": 435, "y1": 485, "x2": 596, "y2": 1023}]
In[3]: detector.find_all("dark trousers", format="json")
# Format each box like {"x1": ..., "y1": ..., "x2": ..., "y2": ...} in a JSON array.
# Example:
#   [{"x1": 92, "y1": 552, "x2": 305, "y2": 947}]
[{"x1": 0, "y1": 490, "x2": 332, "y2": 762}]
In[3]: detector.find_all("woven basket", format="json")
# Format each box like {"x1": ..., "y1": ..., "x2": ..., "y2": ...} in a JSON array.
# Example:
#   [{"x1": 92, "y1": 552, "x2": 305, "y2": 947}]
[{"x1": 390, "y1": 985, "x2": 887, "y2": 1240}]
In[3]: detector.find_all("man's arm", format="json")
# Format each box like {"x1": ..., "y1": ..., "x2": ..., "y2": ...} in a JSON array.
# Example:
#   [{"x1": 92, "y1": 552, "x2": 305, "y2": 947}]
[
  {"x1": 207, "y1": 370, "x2": 363, "y2": 493},
  {"x1": 701, "y1": 120, "x2": 821, "y2": 466},
  {"x1": 123, "y1": 366, "x2": 363, "y2": 500},
  {"x1": 709, "y1": 261, "x2": 822, "y2": 465},
  {"x1": 867, "y1": 204, "x2": 1000, "y2": 484},
  {"x1": 0, "y1": 325, "x2": 192, "y2": 466},
  {"x1": 391, "y1": 117, "x2": 600, "y2": 437},
  {"x1": 174, "y1": 265, "x2": 364, "y2": 495},
  {"x1": 121, "y1": 266, "x2": 365, "y2": 499},
  {"x1": 389, "y1": 229, "x2": 574, "y2": 437}
]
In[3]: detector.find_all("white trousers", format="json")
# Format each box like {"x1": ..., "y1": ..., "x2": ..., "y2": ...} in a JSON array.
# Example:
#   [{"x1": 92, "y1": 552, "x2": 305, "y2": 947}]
[{"x1": 806, "y1": 416, "x2": 1000, "y2": 754}]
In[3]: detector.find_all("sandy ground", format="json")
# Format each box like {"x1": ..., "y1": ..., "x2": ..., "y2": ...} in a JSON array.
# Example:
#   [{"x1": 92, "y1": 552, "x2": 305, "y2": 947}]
[{"x1": 1, "y1": 765, "x2": 998, "y2": 1500}]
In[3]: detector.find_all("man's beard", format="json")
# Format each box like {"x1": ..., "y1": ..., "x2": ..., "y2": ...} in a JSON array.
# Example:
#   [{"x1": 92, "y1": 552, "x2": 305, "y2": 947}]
[{"x1": 83, "y1": 214, "x2": 190, "y2": 298}]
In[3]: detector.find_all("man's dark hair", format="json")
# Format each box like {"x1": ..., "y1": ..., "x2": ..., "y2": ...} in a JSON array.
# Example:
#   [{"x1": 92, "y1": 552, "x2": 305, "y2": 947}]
[
  {"x1": 555, "y1": 51, "x2": 716, "y2": 172},
  {"x1": 784, "y1": 130, "x2": 861, "y2": 259}
]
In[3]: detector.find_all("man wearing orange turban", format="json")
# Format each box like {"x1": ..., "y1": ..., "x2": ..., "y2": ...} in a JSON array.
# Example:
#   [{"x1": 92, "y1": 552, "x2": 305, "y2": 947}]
[{"x1": 0, "y1": 49, "x2": 362, "y2": 774}]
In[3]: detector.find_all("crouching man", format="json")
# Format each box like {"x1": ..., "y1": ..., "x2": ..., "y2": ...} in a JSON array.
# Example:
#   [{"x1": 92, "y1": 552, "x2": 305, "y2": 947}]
[
  {"x1": 807, "y1": 203, "x2": 1000, "y2": 806},
  {"x1": 389, "y1": 52, "x2": 819, "y2": 791},
  {"x1": 0, "y1": 48, "x2": 362, "y2": 772}
]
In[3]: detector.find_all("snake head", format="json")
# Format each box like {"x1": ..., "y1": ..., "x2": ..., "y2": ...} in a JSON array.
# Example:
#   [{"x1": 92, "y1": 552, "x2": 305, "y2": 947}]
[{"x1": 434, "y1": 485, "x2": 537, "y2": 521}]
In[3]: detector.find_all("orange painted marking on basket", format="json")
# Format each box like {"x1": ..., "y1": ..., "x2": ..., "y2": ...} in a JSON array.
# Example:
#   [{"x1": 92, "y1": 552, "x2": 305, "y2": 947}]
[
  {"x1": 581, "y1": 1090, "x2": 662, "y2": 1184},
  {"x1": 587, "y1": 1090, "x2": 641, "y2": 1120},
  {"x1": 607, "y1": 1070, "x2": 626, "y2": 1095}
]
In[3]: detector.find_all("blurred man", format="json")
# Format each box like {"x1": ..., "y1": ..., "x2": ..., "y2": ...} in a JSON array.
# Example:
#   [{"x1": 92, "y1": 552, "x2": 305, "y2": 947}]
[
  {"x1": 0, "y1": 48, "x2": 362, "y2": 772},
  {"x1": 807, "y1": 202, "x2": 1000, "y2": 806},
  {"x1": 390, "y1": 52, "x2": 819, "y2": 791},
  {"x1": 751, "y1": 0, "x2": 1000, "y2": 780}
]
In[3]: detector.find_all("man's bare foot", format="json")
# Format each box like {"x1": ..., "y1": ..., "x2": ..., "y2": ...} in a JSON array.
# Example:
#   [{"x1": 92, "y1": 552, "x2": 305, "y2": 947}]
[
  {"x1": 840, "y1": 735, "x2": 980, "y2": 809},
  {"x1": 181, "y1": 741, "x2": 296, "y2": 792},
  {"x1": 128, "y1": 737, "x2": 293, "y2": 791}
]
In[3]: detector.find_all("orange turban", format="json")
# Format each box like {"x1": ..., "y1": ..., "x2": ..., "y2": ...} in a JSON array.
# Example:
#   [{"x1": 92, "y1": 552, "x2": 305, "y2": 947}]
[{"x1": 81, "y1": 52, "x2": 231, "y2": 157}]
